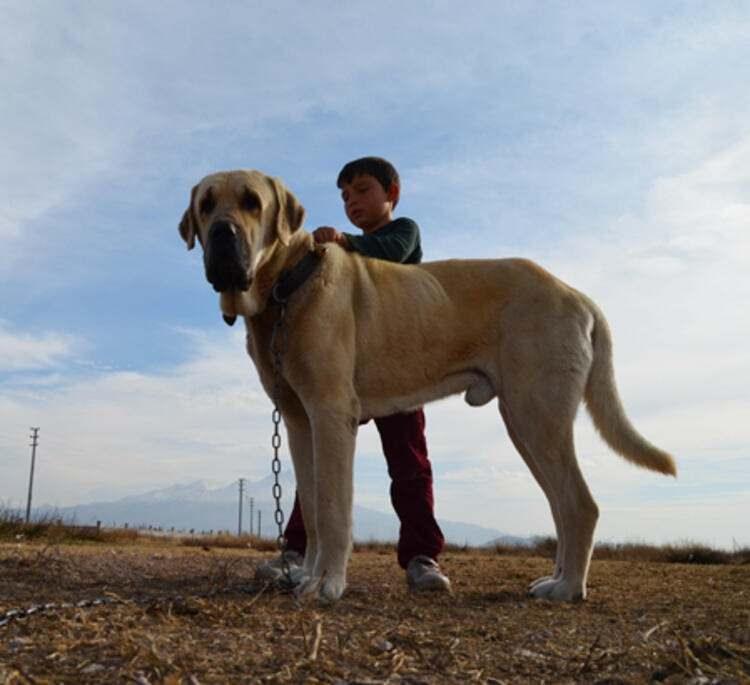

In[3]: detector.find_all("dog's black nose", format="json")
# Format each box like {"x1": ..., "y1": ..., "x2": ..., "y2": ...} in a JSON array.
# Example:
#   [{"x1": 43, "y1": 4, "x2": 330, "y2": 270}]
[
  {"x1": 204, "y1": 220, "x2": 250, "y2": 292},
  {"x1": 208, "y1": 220, "x2": 236, "y2": 242}
]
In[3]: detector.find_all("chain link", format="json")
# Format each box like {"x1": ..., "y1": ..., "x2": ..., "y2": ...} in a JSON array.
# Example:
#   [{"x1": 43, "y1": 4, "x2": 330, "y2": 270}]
[
  {"x1": 0, "y1": 597, "x2": 122, "y2": 629},
  {"x1": 269, "y1": 292, "x2": 295, "y2": 590},
  {"x1": 0, "y1": 584, "x2": 269, "y2": 630}
]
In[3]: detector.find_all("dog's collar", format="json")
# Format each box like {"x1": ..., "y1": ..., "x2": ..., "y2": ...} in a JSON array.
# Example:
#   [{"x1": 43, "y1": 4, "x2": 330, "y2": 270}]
[{"x1": 271, "y1": 250, "x2": 322, "y2": 305}]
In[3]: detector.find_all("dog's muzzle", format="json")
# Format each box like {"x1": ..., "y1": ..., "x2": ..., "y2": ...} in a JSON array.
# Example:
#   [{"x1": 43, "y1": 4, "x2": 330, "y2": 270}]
[{"x1": 204, "y1": 220, "x2": 251, "y2": 293}]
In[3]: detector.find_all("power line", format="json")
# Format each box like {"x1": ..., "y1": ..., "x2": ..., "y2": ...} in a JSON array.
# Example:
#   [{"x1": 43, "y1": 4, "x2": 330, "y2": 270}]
[{"x1": 25, "y1": 427, "x2": 40, "y2": 524}]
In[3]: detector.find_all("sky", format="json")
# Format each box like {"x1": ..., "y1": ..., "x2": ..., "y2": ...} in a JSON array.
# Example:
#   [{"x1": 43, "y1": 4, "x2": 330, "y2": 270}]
[{"x1": 1, "y1": 1, "x2": 748, "y2": 549}]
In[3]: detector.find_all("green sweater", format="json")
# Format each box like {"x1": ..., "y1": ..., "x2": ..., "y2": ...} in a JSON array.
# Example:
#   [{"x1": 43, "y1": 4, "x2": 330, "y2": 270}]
[{"x1": 343, "y1": 217, "x2": 423, "y2": 265}]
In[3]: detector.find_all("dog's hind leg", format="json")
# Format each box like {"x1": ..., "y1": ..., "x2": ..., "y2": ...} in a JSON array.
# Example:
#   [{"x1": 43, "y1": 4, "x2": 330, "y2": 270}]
[
  {"x1": 512, "y1": 413, "x2": 598, "y2": 600},
  {"x1": 525, "y1": 429, "x2": 597, "y2": 601},
  {"x1": 498, "y1": 324, "x2": 599, "y2": 601},
  {"x1": 498, "y1": 399, "x2": 564, "y2": 589}
]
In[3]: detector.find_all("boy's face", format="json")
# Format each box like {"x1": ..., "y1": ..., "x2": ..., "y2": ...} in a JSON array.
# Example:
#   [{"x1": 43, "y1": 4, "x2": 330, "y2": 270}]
[{"x1": 340, "y1": 173, "x2": 399, "y2": 234}]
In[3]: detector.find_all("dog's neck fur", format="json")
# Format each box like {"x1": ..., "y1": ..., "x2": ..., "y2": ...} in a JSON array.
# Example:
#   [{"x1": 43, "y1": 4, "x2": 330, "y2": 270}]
[
  {"x1": 250, "y1": 230, "x2": 317, "y2": 315},
  {"x1": 240, "y1": 229, "x2": 319, "y2": 380}
]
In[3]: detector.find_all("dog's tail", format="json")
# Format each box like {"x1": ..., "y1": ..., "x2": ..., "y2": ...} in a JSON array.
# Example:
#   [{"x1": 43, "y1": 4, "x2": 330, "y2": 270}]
[{"x1": 584, "y1": 302, "x2": 677, "y2": 477}]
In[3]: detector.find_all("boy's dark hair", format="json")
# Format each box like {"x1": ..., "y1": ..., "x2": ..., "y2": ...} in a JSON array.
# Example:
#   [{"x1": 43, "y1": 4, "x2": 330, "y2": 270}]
[{"x1": 337, "y1": 156, "x2": 400, "y2": 193}]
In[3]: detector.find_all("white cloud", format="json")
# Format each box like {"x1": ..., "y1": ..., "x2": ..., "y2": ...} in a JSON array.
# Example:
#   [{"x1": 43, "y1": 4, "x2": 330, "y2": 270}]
[
  {"x1": 0, "y1": 322, "x2": 81, "y2": 372},
  {"x1": 0, "y1": 326, "x2": 272, "y2": 507}
]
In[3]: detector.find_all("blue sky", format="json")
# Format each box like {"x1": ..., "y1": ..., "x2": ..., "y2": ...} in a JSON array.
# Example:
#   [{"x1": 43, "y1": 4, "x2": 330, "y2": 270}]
[{"x1": 1, "y1": 2, "x2": 748, "y2": 548}]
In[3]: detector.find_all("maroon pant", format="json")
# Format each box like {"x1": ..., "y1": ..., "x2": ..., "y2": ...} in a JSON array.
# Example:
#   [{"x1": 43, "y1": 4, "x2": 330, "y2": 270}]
[{"x1": 284, "y1": 409, "x2": 445, "y2": 569}]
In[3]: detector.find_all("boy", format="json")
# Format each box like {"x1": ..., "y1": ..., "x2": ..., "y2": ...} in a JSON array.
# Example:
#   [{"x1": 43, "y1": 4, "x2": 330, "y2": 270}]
[{"x1": 257, "y1": 157, "x2": 450, "y2": 592}]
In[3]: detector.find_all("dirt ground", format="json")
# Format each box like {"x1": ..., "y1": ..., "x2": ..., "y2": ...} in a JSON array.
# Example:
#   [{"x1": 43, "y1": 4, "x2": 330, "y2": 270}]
[{"x1": 0, "y1": 542, "x2": 748, "y2": 684}]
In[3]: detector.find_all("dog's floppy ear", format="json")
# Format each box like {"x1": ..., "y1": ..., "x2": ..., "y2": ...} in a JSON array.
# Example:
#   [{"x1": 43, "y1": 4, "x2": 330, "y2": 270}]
[
  {"x1": 270, "y1": 176, "x2": 305, "y2": 246},
  {"x1": 178, "y1": 184, "x2": 199, "y2": 250}
]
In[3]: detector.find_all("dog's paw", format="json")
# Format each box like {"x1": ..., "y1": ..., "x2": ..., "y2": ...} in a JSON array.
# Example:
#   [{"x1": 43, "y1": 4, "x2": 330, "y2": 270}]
[
  {"x1": 528, "y1": 574, "x2": 554, "y2": 591},
  {"x1": 528, "y1": 577, "x2": 585, "y2": 602},
  {"x1": 294, "y1": 576, "x2": 318, "y2": 600},
  {"x1": 295, "y1": 572, "x2": 346, "y2": 603},
  {"x1": 528, "y1": 568, "x2": 562, "y2": 591},
  {"x1": 318, "y1": 572, "x2": 346, "y2": 603}
]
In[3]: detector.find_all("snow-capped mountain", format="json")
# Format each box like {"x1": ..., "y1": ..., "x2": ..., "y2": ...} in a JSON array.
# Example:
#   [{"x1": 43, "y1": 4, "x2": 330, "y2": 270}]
[{"x1": 35, "y1": 477, "x2": 525, "y2": 547}]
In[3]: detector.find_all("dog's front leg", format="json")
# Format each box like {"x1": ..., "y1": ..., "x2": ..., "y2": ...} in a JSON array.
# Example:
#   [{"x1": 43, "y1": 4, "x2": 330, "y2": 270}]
[
  {"x1": 283, "y1": 405, "x2": 317, "y2": 584},
  {"x1": 296, "y1": 402, "x2": 358, "y2": 603}
]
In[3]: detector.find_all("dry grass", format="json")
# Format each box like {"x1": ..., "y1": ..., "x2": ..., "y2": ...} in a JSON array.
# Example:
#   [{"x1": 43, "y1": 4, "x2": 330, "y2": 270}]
[
  {"x1": 1, "y1": 538, "x2": 748, "y2": 684},
  {"x1": 4, "y1": 512, "x2": 748, "y2": 565},
  {"x1": 180, "y1": 534, "x2": 278, "y2": 552},
  {"x1": 483, "y1": 536, "x2": 750, "y2": 566},
  {"x1": 361, "y1": 536, "x2": 750, "y2": 567},
  {"x1": 0, "y1": 510, "x2": 141, "y2": 546},
  {"x1": 0, "y1": 512, "x2": 279, "y2": 552}
]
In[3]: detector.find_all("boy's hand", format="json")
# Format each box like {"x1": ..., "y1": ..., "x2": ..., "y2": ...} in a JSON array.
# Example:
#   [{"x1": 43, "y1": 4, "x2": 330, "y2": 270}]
[{"x1": 313, "y1": 226, "x2": 349, "y2": 249}]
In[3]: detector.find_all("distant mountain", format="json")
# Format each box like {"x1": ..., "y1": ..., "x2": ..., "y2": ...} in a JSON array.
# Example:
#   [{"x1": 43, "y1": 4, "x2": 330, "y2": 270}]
[
  {"x1": 116, "y1": 476, "x2": 294, "y2": 506},
  {"x1": 36, "y1": 478, "x2": 528, "y2": 547},
  {"x1": 485, "y1": 534, "x2": 536, "y2": 548}
]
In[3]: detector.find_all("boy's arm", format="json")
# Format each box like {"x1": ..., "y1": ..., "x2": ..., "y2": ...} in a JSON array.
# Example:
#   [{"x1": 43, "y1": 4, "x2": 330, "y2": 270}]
[{"x1": 342, "y1": 218, "x2": 420, "y2": 263}]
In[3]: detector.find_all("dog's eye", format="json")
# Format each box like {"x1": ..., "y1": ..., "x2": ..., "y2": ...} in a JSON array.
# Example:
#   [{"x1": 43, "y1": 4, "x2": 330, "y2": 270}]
[
  {"x1": 199, "y1": 192, "x2": 216, "y2": 216},
  {"x1": 241, "y1": 190, "x2": 261, "y2": 213}
]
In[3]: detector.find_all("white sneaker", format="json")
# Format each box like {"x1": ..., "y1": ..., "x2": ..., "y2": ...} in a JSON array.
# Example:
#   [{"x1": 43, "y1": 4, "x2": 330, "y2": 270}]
[
  {"x1": 406, "y1": 555, "x2": 451, "y2": 592},
  {"x1": 254, "y1": 550, "x2": 304, "y2": 582}
]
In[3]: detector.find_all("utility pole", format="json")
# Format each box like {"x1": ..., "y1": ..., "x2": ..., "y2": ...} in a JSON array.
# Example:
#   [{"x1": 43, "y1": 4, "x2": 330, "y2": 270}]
[
  {"x1": 249, "y1": 497, "x2": 254, "y2": 537},
  {"x1": 257, "y1": 510, "x2": 262, "y2": 538},
  {"x1": 25, "y1": 427, "x2": 40, "y2": 524},
  {"x1": 238, "y1": 478, "x2": 246, "y2": 535}
]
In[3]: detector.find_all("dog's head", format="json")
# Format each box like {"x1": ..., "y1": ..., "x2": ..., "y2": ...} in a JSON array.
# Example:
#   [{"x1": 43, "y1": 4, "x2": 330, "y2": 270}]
[{"x1": 179, "y1": 170, "x2": 305, "y2": 318}]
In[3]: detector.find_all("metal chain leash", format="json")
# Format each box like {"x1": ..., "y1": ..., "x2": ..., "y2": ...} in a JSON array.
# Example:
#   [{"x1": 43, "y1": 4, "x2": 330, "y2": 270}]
[
  {"x1": 0, "y1": 597, "x2": 120, "y2": 629},
  {"x1": 1, "y1": 293, "x2": 302, "y2": 630},
  {"x1": 0, "y1": 582, "x2": 271, "y2": 631},
  {"x1": 269, "y1": 287, "x2": 295, "y2": 590}
]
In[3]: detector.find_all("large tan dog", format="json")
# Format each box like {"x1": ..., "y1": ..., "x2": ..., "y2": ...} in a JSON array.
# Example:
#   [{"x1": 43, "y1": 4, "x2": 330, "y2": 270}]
[{"x1": 179, "y1": 170, "x2": 676, "y2": 603}]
